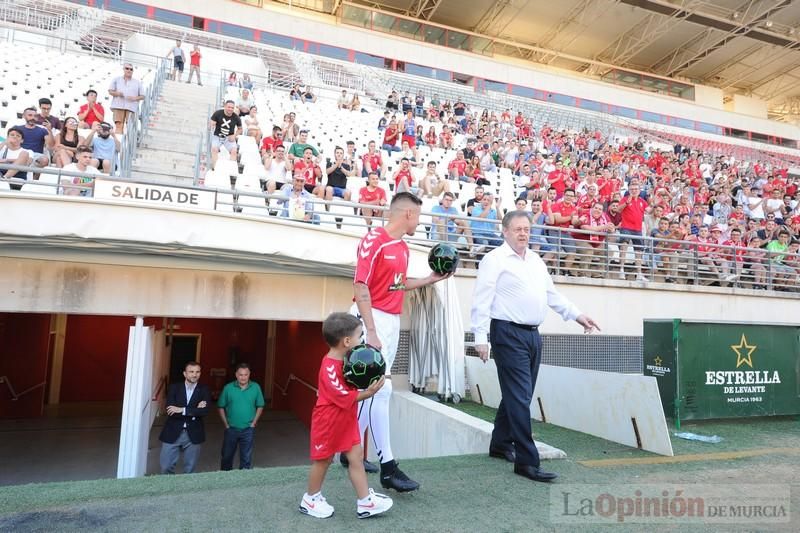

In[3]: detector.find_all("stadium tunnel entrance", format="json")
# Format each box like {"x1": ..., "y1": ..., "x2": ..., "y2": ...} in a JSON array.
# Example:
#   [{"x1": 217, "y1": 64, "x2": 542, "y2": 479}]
[{"x1": 0, "y1": 312, "x2": 332, "y2": 486}]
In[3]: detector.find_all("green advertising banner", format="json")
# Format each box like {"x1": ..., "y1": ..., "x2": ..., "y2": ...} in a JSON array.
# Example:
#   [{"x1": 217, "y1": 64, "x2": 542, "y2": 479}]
[{"x1": 643, "y1": 320, "x2": 800, "y2": 422}]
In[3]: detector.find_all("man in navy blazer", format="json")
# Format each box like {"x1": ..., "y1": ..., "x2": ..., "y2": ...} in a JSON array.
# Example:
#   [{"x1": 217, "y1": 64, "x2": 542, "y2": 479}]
[{"x1": 159, "y1": 360, "x2": 211, "y2": 474}]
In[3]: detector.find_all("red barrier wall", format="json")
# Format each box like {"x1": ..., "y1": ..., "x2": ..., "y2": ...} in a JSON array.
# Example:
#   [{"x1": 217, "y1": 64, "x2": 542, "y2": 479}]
[
  {"x1": 272, "y1": 321, "x2": 328, "y2": 428},
  {"x1": 0, "y1": 313, "x2": 51, "y2": 418},
  {"x1": 60, "y1": 316, "x2": 268, "y2": 403}
]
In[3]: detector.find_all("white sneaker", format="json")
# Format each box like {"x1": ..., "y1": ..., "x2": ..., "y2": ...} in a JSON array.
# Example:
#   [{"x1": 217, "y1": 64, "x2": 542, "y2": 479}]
[
  {"x1": 299, "y1": 492, "x2": 334, "y2": 519},
  {"x1": 357, "y1": 488, "x2": 393, "y2": 519},
  {"x1": 725, "y1": 274, "x2": 737, "y2": 282},
  {"x1": 636, "y1": 274, "x2": 649, "y2": 282}
]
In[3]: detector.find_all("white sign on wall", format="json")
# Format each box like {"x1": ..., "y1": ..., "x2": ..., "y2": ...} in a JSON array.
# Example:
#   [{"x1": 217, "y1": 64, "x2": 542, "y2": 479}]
[{"x1": 94, "y1": 178, "x2": 216, "y2": 211}]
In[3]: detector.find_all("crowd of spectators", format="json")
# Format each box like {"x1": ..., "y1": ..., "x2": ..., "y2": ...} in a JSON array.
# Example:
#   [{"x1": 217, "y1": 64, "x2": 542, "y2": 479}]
[
  {"x1": 223, "y1": 82, "x2": 799, "y2": 290},
  {"x1": 0, "y1": 61, "x2": 130, "y2": 195}
]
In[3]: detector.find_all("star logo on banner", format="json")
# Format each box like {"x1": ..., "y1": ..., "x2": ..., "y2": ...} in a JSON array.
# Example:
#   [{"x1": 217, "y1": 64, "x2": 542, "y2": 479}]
[
  {"x1": 654, "y1": 356, "x2": 663, "y2": 366},
  {"x1": 730, "y1": 334, "x2": 756, "y2": 368}
]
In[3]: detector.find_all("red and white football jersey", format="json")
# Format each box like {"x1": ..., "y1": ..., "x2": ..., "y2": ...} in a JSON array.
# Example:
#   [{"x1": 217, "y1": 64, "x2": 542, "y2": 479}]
[{"x1": 354, "y1": 227, "x2": 409, "y2": 315}]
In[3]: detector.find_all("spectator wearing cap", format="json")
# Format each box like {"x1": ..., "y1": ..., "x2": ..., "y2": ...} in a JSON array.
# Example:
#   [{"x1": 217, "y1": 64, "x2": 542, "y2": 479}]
[
  {"x1": 0, "y1": 126, "x2": 32, "y2": 189},
  {"x1": 78, "y1": 90, "x2": 105, "y2": 129},
  {"x1": 86, "y1": 121, "x2": 120, "y2": 174},
  {"x1": 108, "y1": 63, "x2": 144, "y2": 134}
]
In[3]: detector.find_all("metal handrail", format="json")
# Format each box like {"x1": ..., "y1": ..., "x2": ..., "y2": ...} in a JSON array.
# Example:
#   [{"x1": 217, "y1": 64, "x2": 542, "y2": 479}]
[
  {"x1": 2, "y1": 168, "x2": 799, "y2": 293},
  {"x1": 273, "y1": 373, "x2": 318, "y2": 396},
  {"x1": 0, "y1": 375, "x2": 46, "y2": 401}
]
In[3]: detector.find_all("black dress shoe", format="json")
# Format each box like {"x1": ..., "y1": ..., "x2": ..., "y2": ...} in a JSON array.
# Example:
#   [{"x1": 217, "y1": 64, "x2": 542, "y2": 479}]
[
  {"x1": 513, "y1": 464, "x2": 558, "y2": 482},
  {"x1": 488, "y1": 447, "x2": 515, "y2": 463}
]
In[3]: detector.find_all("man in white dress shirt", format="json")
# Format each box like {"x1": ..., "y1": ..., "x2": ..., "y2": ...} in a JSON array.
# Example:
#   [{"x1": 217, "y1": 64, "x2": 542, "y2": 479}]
[{"x1": 471, "y1": 210, "x2": 600, "y2": 482}]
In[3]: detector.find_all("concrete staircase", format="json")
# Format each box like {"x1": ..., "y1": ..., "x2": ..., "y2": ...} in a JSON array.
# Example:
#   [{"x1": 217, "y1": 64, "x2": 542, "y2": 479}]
[{"x1": 130, "y1": 80, "x2": 218, "y2": 186}]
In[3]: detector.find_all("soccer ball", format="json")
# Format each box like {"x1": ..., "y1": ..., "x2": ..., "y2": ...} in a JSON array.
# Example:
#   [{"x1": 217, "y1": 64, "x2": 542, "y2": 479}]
[
  {"x1": 428, "y1": 242, "x2": 459, "y2": 275},
  {"x1": 343, "y1": 344, "x2": 386, "y2": 389}
]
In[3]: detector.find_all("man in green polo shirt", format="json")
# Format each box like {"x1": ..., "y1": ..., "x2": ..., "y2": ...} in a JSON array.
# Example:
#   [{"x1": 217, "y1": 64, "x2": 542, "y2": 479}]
[
  {"x1": 287, "y1": 129, "x2": 319, "y2": 160},
  {"x1": 217, "y1": 363, "x2": 265, "y2": 470}
]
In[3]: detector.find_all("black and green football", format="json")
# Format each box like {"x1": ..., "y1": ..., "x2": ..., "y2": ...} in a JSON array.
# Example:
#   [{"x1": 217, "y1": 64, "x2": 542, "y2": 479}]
[
  {"x1": 428, "y1": 242, "x2": 459, "y2": 275},
  {"x1": 343, "y1": 344, "x2": 386, "y2": 389}
]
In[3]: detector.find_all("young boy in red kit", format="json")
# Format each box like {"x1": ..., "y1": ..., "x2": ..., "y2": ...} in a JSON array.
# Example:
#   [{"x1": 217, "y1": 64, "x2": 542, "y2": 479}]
[{"x1": 299, "y1": 312, "x2": 393, "y2": 519}]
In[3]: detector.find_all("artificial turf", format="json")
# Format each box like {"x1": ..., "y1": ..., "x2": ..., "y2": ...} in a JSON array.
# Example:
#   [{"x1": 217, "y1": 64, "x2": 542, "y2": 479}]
[{"x1": 1, "y1": 401, "x2": 798, "y2": 532}]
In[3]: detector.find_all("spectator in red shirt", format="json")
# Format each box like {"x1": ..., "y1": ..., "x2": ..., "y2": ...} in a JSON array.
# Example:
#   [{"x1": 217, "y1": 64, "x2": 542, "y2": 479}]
[
  {"x1": 447, "y1": 150, "x2": 468, "y2": 181},
  {"x1": 439, "y1": 126, "x2": 455, "y2": 150},
  {"x1": 548, "y1": 188, "x2": 579, "y2": 275},
  {"x1": 575, "y1": 202, "x2": 615, "y2": 277},
  {"x1": 424, "y1": 126, "x2": 437, "y2": 147},
  {"x1": 293, "y1": 147, "x2": 323, "y2": 197},
  {"x1": 381, "y1": 119, "x2": 401, "y2": 155},
  {"x1": 547, "y1": 160, "x2": 568, "y2": 198},
  {"x1": 361, "y1": 140, "x2": 384, "y2": 178},
  {"x1": 392, "y1": 158, "x2": 414, "y2": 193},
  {"x1": 358, "y1": 171, "x2": 387, "y2": 227},
  {"x1": 722, "y1": 227, "x2": 747, "y2": 282},
  {"x1": 260, "y1": 125, "x2": 284, "y2": 159},
  {"x1": 77, "y1": 90, "x2": 105, "y2": 129},
  {"x1": 618, "y1": 181, "x2": 650, "y2": 281},
  {"x1": 187, "y1": 44, "x2": 202, "y2": 85}
]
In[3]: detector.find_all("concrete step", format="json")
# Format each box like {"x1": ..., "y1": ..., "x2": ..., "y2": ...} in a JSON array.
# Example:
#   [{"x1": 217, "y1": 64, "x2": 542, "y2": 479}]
[
  {"x1": 158, "y1": 88, "x2": 217, "y2": 98},
  {"x1": 132, "y1": 161, "x2": 196, "y2": 178},
  {"x1": 134, "y1": 149, "x2": 197, "y2": 164},
  {"x1": 139, "y1": 138, "x2": 199, "y2": 155},
  {"x1": 147, "y1": 117, "x2": 206, "y2": 130},
  {"x1": 135, "y1": 152, "x2": 197, "y2": 168},
  {"x1": 137, "y1": 140, "x2": 198, "y2": 154},
  {"x1": 130, "y1": 170, "x2": 197, "y2": 187},
  {"x1": 144, "y1": 125, "x2": 204, "y2": 140},
  {"x1": 153, "y1": 100, "x2": 211, "y2": 112}
]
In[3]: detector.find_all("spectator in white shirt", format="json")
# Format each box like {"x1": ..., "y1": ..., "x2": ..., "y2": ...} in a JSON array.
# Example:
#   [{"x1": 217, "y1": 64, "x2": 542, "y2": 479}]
[{"x1": 61, "y1": 145, "x2": 100, "y2": 196}]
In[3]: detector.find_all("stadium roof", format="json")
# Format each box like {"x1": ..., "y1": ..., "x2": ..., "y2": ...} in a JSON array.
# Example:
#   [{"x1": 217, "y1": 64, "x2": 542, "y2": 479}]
[{"x1": 297, "y1": 0, "x2": 800, "y2": 122}]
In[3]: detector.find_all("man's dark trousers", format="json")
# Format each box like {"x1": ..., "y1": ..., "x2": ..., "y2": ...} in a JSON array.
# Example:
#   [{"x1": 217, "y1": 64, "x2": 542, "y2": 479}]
[
  {"x1": 221, "y1": 426, "x2": 255, "y2": 470},
  {"x1": 489, "y1": 319, "x2": 542, "y2": 467}
]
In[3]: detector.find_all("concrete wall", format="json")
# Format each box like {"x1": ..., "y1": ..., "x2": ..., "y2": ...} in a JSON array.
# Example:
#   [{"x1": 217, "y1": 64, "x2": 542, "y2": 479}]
[
  {"x1": 380, "y1": 390, "x2": 566, "y2": 461},
  {"x1": 725, "y1": 94, "x2": 770, "y2": 119},
  {"x1": 141, "y1": 0, "x2": 798, "y2": 138}
]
